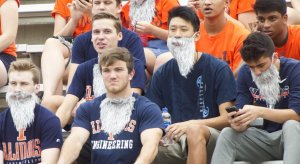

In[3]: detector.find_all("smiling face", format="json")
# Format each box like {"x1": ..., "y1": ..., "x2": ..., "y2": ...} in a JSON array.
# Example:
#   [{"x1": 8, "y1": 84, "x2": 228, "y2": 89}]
[{"x1": 91, "y1": 18, "x2": 122, "y2": 54}]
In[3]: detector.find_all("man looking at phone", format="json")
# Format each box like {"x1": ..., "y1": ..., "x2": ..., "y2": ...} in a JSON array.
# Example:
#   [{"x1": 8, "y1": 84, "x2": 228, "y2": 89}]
[{"x1": 211, "y1": 32, "x2": 300, "y2": 164}]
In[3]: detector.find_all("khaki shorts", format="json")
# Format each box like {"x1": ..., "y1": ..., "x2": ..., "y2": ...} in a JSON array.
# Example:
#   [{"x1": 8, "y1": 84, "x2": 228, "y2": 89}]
[{"x1": 153, "y1": 127, "x2": 219, "y2": 164}]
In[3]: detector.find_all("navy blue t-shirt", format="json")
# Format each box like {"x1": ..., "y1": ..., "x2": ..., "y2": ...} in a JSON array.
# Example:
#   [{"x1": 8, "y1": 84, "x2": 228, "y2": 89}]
[
  {"x1": 73, "y1": 93, "x2": 164, "y2": 164},
  {"x1": 72, "y1": 28, "x2": 146, "y2": 66},
  {"x1": 67, "y1": 57, "x2": 146, "y2": 99},
  {"x1": 146, "y1": 53, "x2": 237, "y2": 123},
  {"x1": 0, "y1": 104, "x2": 63, "y2": 163},
  {"x1": 236, "y1": 57, "x2": 300, "y2": 132}
]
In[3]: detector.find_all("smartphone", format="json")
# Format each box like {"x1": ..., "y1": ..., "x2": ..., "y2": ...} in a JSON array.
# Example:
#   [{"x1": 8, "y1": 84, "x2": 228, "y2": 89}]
[{"x1": 225, "y1": 106, "x2": 238, "y2": 113}]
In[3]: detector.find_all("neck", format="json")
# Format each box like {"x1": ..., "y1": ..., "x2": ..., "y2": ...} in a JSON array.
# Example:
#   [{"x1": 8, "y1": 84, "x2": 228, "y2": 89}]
[
  {"x1": 275, "y1": 58, "x2": 280, "y2": 71},
  {"x1": 204, "y1": 14, "x2": 227, "y2": 35},
  {"x1": 106, "y1": 87, "x2": 133, "y2": 99},
  {"x1": 273, "y1": 26, "x2": 288, "y2": 47},
  {"x1": 194, "y1": 52, "x2": 202, "y2": 63}
]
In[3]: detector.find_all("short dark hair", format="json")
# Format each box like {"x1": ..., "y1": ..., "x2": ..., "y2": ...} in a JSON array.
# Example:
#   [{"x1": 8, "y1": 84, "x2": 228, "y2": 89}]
[
  {"x1": 254, "y1": 0, "x2": 287, "y2": 15},
  {"x1": 240, "y1": 32, "x2": 275, "y2": 62},
  {"x1": 168, "y1": 6, "x2": 200, "y2": 32},
  {"x1": 92, "y1": 12, "x2": 122, "y2": 33},
  {"x1": 8, "y1": 60, "x2": 40, "y2": 84},
  {"x1": 99, "y1": 47, "x2": 134, "y2": 73}
]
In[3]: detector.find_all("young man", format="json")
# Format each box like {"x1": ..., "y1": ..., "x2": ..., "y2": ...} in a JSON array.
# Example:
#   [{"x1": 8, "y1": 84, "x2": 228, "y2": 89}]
[
  {"x1": 42, "y1": 0, "x2": 146, "y2": 111},
  {"x1": 70, "y1": 0, "x2": 146, "y2": 83},
  {"x1": 121, "y1": 0, "x2": 180, "y2": 74},
  {"x1": 211, "y1": 32, "x2": 300, "y2": 164},
  {"x1": 57, "y1": 47, "x2": 163, "y2": 164},
  {"x1": 41, "y1": 0, "x2": 92, "y2": 104},
  {"x1": 188, "y1": 0, "x2": 257, "y2": 31},
  {"x1": 154, "y1": 0, "x2": 249, "y2": 76},
  {"x1": 254, "y1": 0, "x2": 300, "y2": 60},
  {"x1": 0, "y1": 60, "x2": 63, "y2": 163},
  {"x1": 146, "y1": 6, "x2": 236, "y2": 164},
  {"x1": 56, "y1": 12, "x2": 146, "y2": 128}
]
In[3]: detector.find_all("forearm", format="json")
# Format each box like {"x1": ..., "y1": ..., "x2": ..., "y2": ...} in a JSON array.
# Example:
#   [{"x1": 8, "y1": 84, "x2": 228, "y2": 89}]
[
  {"x1": 134, "y1": 143, "x2": 158, "y2": 164},
  {"x1": 56, "y1": 104, "x2": 74, "y2": 128},
  {"x1": 54, "y1": 18, "x2": 78, "y2": 37},
  {"x1": 188, "y1": 115, "x2": 229, "y2": 130},
  {"x1": 41, "y1": 148, "x2": 60, "y2": 164},
  {"x1": 259, "y1": 107, "x2": 300, "y2": 123},
  {"x1": 57, "y1": 133, "x2": 85, "y2": 164},
  {"x1": 149, "y1": 26, "x2": 168, "y2": 41}
]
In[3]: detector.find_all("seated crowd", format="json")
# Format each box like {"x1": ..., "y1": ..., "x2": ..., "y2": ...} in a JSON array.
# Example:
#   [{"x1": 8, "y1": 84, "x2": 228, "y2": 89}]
[{"x1": 1, "y1": 0, "x2": 300, "y2": 163}]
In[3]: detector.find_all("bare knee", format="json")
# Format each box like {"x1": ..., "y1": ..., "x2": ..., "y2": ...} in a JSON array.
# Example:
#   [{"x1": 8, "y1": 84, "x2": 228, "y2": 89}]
[
  {"x1": 153, "y1": 52, "x2": 173, "y2": 73},
  {"x1": 186, "y1": 124, "x2": 210, "y2": 146},
  {"x1": 144, "y1": 48, "x2": 156, "y2": 75},
  {"x1": 43, "y1": 38, "x2": 70, "y2": 58}
]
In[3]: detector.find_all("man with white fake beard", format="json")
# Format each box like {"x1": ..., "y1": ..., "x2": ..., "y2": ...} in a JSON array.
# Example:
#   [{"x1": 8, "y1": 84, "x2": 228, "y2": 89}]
[
  {"x1": 121, "y1": 0, "x2": 179, "y2": 74},
  {"x1": 57, "y1": 47, "x2": 164, "y2": 164},
  {"x1": 0, "y1": 60, "x2": 63, "y2": 163},
  {"x1": 146, "y1": 7, "x2": 236, "y2": 164},
  {"x1": 211, "y1": 32, "x2": 300, "y2": 164}
]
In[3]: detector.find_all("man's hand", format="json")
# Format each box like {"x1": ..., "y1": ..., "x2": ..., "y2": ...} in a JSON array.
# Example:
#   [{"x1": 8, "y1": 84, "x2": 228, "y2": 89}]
[
  {"x1": 228, "y1": 111, "x2": 248, "y2": 132},
  {"x1": 135, "y1": 21, "x2": 154, "y2": 34},
  {"x1": 67, "y1": 2, "x2": 84, "y2": 22},
  {"x1": 187, "y1": 0, "x2": 201, "y2": 13},
  {"x1": 165, "y1": 121, "x2": 191, "y2": 142},
  {"x1": 74, "y1": 0, "x2": 92, "y2": 16},
  {"x1": 229, "y1": 105, "x2": 263, "y2": 131}
]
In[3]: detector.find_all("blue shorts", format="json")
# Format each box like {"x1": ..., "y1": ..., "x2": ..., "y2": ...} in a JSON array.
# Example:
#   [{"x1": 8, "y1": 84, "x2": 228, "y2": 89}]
[
  {"x1": 147, "y1": 39, "x2": 169, "y2": 56},
  {"x1": 0, "y1": 52, "x2": 16, "y2": 72}
]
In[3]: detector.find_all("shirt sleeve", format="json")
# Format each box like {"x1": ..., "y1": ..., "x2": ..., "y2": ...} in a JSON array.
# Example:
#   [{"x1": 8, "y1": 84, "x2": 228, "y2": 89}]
[
  {"x1": 287, "y1": 64, "x2": 300, "y2": 114},
  {"x1": 131, "y1": 59, "x2": 146, "y2": 91},
  {"x1": 215, "y1": 65, "x2": 237, "y2": 105},
  {"x1": 138, "y1": 102, "x2": 164, "y2": 133},
  {"x1": 236, "y1": 66, "x2": 253, "y2": 109},
  {"x1": 73, "y1": 103, "x2": 92, "y2": 131},
  {"x1": 123, "y1": 31, "x2": 146, "y2": 67},
  {"x1": 40, "y1": 117, "x2": 63, "y2": 150},
  {"x1": 145, "y1": 67, "x2": 165, "y2": 108},
  {"x1": 237, "y1": 0, "x2": 255, "y2": 14},
  {"x1": 51, "y1": 0, "x2": 70, "y2": 20},
  {"x1": 67, "y1": 64, "x2": 86, "y2": 99},
  {"x1": 71, "y1": 34, "x2": 87, "y2": 64}
]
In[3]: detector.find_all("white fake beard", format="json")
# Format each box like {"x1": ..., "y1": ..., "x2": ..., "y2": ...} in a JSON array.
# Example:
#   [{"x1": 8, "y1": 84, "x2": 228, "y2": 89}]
[
  {"x1": 93, "y1": 64, "x2": 107, "y2": 97},
  {"x1": 100, "y1": 96, "x2": 136, "y2": 135},
  {"x1": 167, "y1": 37, "x2": 196, "y2": 78},
  {"x1": 129, "y1": 0, "x2": 155, "y2": 24},
  {"x1": 6, "y1": 91, "x2": 39, "y2": 132},
  {"x1": 251, "y1": 64, "x2": 281, "y2": 108}
]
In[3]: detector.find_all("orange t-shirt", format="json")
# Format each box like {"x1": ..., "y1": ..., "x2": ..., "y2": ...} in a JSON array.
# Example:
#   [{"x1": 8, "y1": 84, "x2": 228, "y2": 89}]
[
  {"x1": 121, "y1": 0, "x2": 180, "y2": 40},
  {"x1": 275, "y1": 25, "x2": 300, "y2": 60},
  {"x1": 198, "y1": 0, "x2": 255, "y2": 20},
  {"x1": 0, "y1": 0, "x2": 20, "y2": 57},
  {"x1": 52, "y1": 0, "x2": 92, "y2": 37},
  {"x1": 196, "y1": 20, "x2": 249, "y2": 72}
]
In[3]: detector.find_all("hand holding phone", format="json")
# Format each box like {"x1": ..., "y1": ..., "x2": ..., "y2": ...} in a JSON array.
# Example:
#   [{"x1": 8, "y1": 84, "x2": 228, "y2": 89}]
[{"x1": 225, "y1": 106, "x2": 238, "y2": 113}]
